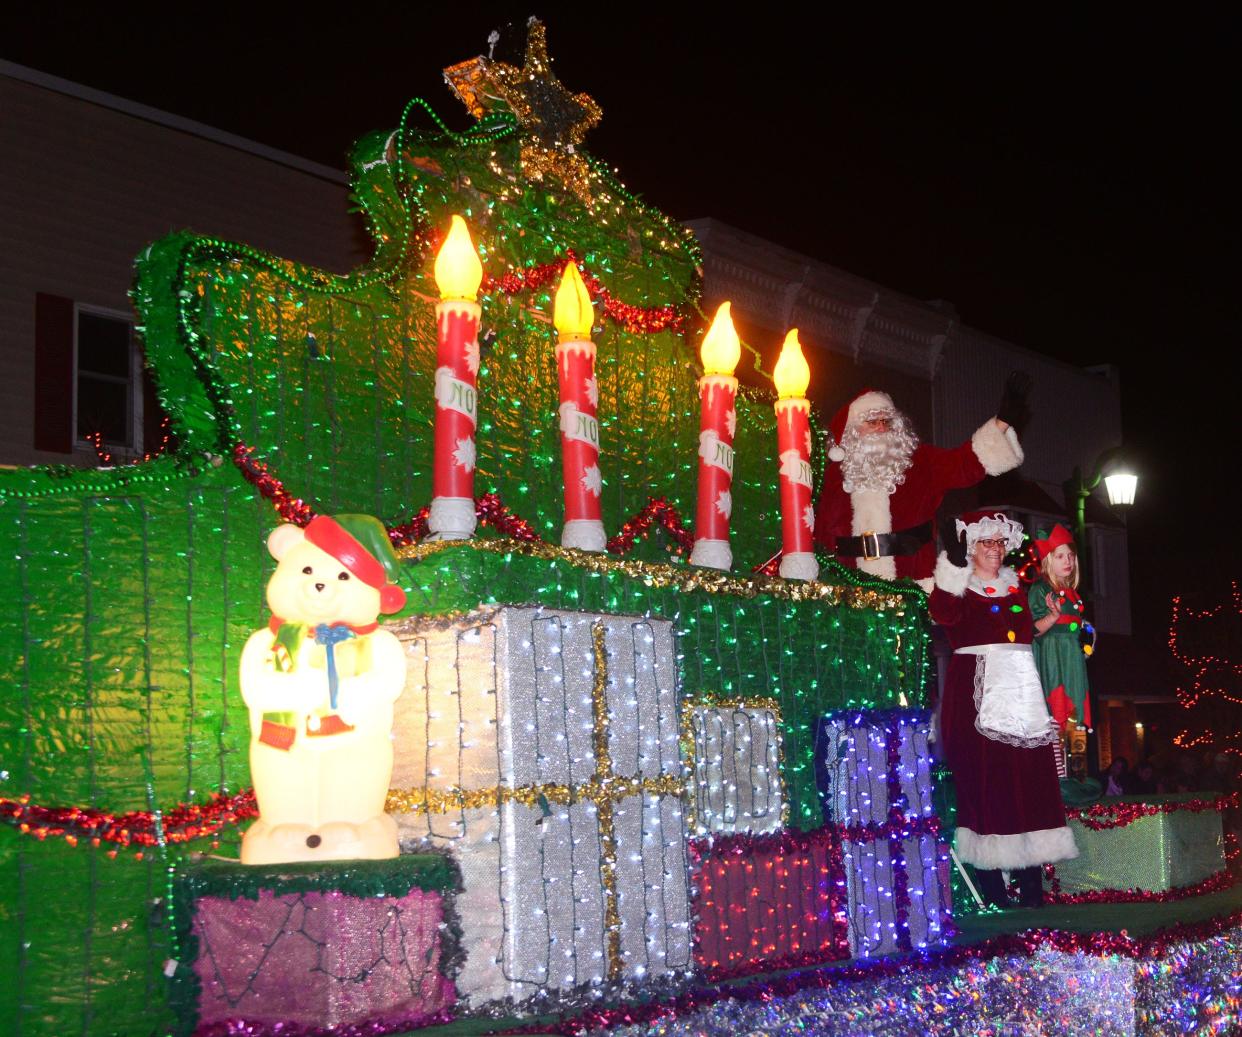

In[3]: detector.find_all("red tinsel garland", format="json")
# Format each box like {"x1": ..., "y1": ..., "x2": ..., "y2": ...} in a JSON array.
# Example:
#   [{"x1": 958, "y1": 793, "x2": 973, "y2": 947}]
[
  {"x1": 752, "y1": 552, "x2": 782, "y2": 576},
  {"x1": 232, "y1": 440, "x2": 689, "y2": 560},
  {"x1": 232, "y1": 443, "x2": 316, "y2": 526},
  {"x1": 387, "y1": 505, "x2": 430, "y2": 548},
  {"x1": 1043, "y1": 867, "x2": 1235, "y2": 905},
  {"x1": 1066, "y1": 793, "x2": 1237, "y2": 831},
  {"x1": 480, "y1": 249, "x2": 687, "y2": 335},
  {"x1": 417, "y1": 223, "x2": 688, "y2": 335},
  {"x1": 385, "y1": 493, "x2": 542, "y2": 549},
  {"x1": 0, "y1": 790, "x2": 256, "y2": 853},
  {"x1": 605, "y1": 495, "x2": 695, "y2": 556}
]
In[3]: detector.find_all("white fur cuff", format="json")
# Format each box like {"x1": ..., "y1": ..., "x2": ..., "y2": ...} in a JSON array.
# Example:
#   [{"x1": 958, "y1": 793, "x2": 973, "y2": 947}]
[
  {"x1": 934, "y1": 551, "x2": 972, "y2": 596},
  {"x1": 955, "y1": 825, "x2": 1079, "y2": 870},
  {"x1": 858, "y1": 556, "x2": 897, "y2": 581},
  {"x1": 690, "y1": 538, "x2": 732, "y2": 571},
  {"x1": 971, "y1": 420, "x2": 1024, "y2": 476},
  {"x1": 561, "y1": 519, "x2": 606, "y2": 553},
  {"x1": 779, "y1": 552, "x2": 820, "y2": 581},
  {"x1": 428, "y1": 496, "x2": 477, "y2": 539},
  {"x1": 847, "y1": 390, "x2": 895, "y2": 425}
]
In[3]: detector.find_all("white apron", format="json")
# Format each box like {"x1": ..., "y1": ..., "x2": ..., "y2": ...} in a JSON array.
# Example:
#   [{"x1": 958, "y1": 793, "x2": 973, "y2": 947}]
[{"x1": 954, "y1": 642, "x2": 1059, "y2": 749}]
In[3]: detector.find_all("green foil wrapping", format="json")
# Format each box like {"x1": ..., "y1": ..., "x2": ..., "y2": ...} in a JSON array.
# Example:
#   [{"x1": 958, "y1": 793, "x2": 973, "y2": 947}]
[{"x1": 1055, "y1": 796, "x2": 1226, "y2": 894}]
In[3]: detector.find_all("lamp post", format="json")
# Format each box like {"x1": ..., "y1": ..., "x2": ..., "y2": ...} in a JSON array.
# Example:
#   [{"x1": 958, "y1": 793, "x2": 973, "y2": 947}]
[
  {"x1": 1063, "y1": 446, "x2": 1139, "y2": 593},
  {"x1": 1063, "y1": 446, "x2": 1138, "y2": 778}
]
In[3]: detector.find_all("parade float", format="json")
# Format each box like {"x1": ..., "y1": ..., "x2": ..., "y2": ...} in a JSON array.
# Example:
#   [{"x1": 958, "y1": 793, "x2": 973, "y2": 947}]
[{"x1": 1, "y1": 21, "x2": 1238, "y2": 1037}]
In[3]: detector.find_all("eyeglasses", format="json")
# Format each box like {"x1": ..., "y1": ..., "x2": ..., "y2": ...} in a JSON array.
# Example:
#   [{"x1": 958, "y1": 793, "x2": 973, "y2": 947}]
[{"x1": 975, "y1": 538, "x2": 1008, "y2": 551}]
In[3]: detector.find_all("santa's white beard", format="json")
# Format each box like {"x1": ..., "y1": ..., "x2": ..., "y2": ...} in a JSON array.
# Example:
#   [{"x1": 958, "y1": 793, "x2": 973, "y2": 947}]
[{"x1": 840, "y1": 426, "x2": 917, "y2": 494}]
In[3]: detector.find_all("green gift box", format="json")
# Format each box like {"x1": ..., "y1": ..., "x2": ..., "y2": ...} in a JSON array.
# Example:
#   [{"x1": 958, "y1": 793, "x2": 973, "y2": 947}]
[{"x1": 1053, "y1": 794, "x2": 1226, "y2": 894}]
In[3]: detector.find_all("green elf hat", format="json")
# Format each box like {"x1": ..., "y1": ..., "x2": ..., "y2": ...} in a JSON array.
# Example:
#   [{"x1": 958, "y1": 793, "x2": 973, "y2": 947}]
[{"x1": 304, "y1": 513, "x2": 407, "y2": 614}]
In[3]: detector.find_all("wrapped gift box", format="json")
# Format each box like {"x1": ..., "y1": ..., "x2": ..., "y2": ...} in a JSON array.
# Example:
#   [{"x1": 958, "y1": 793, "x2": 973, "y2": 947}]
[
  {"x1": 837, "y1": 832, "x2": 952, "y2": 957},
  {"x1": 684, "y1": 700, "x2": 785, "y2": 836},
  {"x1": 1053, "y1": 795, "x2": 1226, "y2": 895},
  {"x1": 389, "y1": 606, "x2": 692, "y2": 1006},
  {"x1": 816, "y1": 710, "x2": 952, "y2": 957},
  {"x1": 691, "y1": 829, "x2": 846, "y2": 975},
  {"x1": 816, "y1": 709, "x2": 937, "y2": 828},
  {"x1": 176, "y1": 856, "x2": 458, "y2": 1034}
]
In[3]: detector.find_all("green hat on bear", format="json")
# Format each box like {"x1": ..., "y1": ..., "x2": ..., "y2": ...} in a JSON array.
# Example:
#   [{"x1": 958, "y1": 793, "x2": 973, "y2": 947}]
[{"x1": 304, "y1": 513, "x2": 406, "y2": 613}]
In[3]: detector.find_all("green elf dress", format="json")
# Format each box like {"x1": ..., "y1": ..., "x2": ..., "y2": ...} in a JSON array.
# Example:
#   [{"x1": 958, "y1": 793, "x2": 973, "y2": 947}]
[{"x1": 1028, "y1": 528, "x2": 1092, "y2": 731}]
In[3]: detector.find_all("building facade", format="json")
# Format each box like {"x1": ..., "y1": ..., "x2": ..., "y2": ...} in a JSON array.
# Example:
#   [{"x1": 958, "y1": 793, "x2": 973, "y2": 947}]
[{"x1": 0, "y1": 61, "x2": 365, "y2": 469}]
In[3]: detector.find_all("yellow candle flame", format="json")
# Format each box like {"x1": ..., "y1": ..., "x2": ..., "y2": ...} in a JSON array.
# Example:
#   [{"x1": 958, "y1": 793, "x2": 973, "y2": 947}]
[
  {"x1": 433, "y1": 215, "x2": 483, "y2": 301},
  {"x1": 700, "y1": 302, "x2": 741, "y2": 376},
  {"x1": 773, "y1": 328, "x2": 811, "y2": 399},
  {"x1": 553, "y1": 261, "x2": 594, "y2": 338}
]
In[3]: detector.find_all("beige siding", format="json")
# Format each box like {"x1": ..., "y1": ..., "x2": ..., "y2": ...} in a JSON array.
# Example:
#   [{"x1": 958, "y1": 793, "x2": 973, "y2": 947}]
[
  {"x1": 0, "y1": 73, "x2": 366, "y2": 466},
  {"x1": 933, "y1": 325, "x2": 1123, "y2": 489}
]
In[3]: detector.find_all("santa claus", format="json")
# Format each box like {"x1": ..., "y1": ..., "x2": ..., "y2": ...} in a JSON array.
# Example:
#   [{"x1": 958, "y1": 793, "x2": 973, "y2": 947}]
[{"x1": 813, "y1": 375, "x2": 1030, "y2": 590}]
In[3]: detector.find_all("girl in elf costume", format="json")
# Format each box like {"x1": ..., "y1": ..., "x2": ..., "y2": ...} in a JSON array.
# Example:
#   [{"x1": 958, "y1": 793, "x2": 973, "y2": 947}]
[{"x1": 1029, "y1": 525, "x2": 1092, "y2": 761}]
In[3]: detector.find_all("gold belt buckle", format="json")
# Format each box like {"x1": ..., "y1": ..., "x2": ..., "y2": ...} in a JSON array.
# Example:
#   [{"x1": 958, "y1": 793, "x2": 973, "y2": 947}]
[{"x1": 861, "y1": 531, "x2": 881, "y2": 560}]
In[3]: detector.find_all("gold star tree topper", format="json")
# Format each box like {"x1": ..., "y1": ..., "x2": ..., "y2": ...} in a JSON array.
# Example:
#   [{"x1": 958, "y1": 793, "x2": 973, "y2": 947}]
[{"x1": 444, "y1": 18, "x2": 603, "y2": 202}]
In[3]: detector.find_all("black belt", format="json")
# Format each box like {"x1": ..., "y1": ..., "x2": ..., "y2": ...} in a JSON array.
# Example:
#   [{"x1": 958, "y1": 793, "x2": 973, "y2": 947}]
[{"x1": 836, "y1": 521, "x2": 933, "y2": 561}]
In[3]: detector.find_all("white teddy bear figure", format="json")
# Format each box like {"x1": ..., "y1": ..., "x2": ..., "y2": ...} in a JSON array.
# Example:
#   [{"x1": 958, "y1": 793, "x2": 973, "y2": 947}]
[{"x1": 240, "y1": 514, "x2": 407, "y2": 865}]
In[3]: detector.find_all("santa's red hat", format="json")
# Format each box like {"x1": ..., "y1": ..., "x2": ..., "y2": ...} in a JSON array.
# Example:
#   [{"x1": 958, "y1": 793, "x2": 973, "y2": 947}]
[
  {"x1": 1033, "y1": 523, "x2": 1075, "y2": 560},
  {"x1": 826, "y1": 389, "x2": 896, "y2": 461}
]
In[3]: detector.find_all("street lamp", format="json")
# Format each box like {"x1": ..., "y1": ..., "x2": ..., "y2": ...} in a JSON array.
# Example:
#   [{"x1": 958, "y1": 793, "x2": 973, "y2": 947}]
[
  {"x1": 1103, "y1": 470, "x2": 1138, "y2": 507},
  {"x1": 1064, "y1": 446, "x2": 1139, "y2": 581},
  {"x1": 1064, "y1": 447, "x2": 1138, "y2": 780}
]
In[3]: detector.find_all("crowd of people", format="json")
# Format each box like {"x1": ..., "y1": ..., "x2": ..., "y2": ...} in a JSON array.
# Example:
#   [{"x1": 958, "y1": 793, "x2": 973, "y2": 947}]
[{"x1": 1103, "y1": 751, "x2": 1240, "y2": 797}]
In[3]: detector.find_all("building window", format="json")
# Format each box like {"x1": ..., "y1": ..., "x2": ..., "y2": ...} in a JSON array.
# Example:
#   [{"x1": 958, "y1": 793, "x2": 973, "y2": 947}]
[{"x1": 75, "y1": 305, "x2": 142, "y2": 451}]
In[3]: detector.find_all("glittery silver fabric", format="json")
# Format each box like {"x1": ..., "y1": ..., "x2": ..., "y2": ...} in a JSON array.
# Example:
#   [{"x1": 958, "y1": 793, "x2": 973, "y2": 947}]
[
  {"x1": 389, "y1": 606, "x2": 691, "y2": 1007},
  {"x1": 687, "y1": 705, "x2": 784, "y2": 835},
  {"x1": 598, "y1": 948, "x2": 1141, "y2": 1037},
  {"x1": 820, "y1": 715, "x2": 936, "y2": 828},
  {"x1": 819, "y1": 714, "x2": 951, "y2": 958}
]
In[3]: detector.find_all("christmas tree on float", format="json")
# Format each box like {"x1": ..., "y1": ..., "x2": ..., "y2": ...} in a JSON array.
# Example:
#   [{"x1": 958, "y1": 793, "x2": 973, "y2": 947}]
[{"x1": 136, "y1": 18, "x2": 787, "y2": 567}]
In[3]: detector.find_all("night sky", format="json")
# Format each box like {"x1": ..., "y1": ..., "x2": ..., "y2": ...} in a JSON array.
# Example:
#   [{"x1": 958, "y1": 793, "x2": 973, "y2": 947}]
[{"x1": 6, "y1": 8, "x2": 1237, "y2": 642}]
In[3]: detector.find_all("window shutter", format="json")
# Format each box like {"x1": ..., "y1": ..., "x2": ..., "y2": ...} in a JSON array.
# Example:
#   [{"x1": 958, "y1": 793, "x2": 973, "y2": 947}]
[{"x1": 34, "y1": 292, "x2": 75, "y2": 454}]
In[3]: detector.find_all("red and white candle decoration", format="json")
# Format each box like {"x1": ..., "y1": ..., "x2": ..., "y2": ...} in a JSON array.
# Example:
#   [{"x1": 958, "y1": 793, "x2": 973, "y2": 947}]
[
  {"x1": 690, "y1": 302, "x2": 741, "y2": 571},
  {"x1": 429, "y1": 215, "x2": 484, "y2": 540},
  {"x1": 773, "y1": 329, "x2": 818, "y2": 581},
  {"x1": 553, "y1": 261, "x2": 606, "y2": 552}
]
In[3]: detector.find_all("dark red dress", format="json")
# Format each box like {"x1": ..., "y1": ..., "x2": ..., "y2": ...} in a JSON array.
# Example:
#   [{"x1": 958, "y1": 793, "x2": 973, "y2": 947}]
[{"x1": 931, "y1": 562, "x2": 1077, "y2": 870}]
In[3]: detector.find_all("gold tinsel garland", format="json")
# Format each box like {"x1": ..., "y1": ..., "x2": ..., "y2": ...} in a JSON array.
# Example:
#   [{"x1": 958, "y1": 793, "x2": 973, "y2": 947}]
[
  {"x1": 590, "y1": 621, "x2": 624, "y2": 980},
  {"x1": 397, "y1": 537, "x2": 915, "y2": 613}
]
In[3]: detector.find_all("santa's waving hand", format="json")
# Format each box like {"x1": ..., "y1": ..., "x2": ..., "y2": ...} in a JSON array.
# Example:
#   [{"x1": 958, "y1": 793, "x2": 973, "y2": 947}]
[{"x1": 813, "y1": 374, "x2": 1029, "y2": 591}]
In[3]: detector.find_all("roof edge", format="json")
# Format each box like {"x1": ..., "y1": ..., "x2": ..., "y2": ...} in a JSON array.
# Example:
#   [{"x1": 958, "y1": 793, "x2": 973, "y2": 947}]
[{"x1": 0, "y1": 59, "x2": 348, "y2": 186}]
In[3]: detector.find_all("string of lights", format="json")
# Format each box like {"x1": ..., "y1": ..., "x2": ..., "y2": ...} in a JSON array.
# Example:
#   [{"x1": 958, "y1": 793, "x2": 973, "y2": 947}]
[{"x1": 1169, "y1": 584, "x2": 1242, "y2": 756}]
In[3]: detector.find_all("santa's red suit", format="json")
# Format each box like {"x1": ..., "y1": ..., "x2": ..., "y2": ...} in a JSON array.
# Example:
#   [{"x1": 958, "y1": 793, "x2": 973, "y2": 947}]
[{"x1": 813, "y1": 390, "x2": 1024, "y2": 588}]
